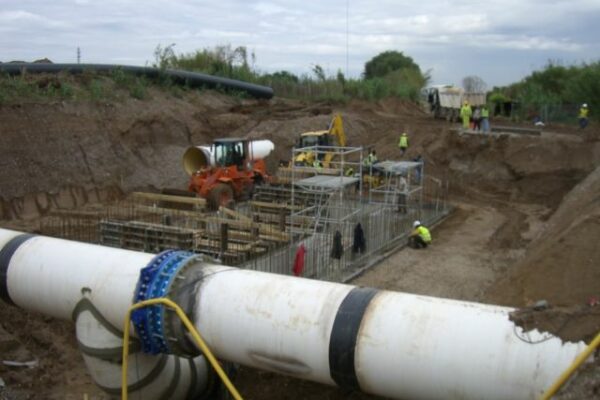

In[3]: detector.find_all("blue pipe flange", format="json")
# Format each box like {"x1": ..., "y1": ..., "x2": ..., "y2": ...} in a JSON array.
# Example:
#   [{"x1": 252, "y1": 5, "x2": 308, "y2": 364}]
[{"x1": 132, "y1": 250, "x2": 202, "y2": 354}]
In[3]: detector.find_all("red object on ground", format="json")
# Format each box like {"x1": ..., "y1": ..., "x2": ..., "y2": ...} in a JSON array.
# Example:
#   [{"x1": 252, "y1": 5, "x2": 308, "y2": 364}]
[
  {"x1": 588, "y1": 296, "x2": 599, "y2": 307},
  {"x1": 293, "y1": 244, "x2": 306, "y2": 276}
]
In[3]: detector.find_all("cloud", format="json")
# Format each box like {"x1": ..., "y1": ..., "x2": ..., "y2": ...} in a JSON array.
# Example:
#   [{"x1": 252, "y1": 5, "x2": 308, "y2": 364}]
[
  {"x1": 252, "y1": 2, "x2": 289, "y2": 16},
  {"x1": 0, "y1": 0, "x2": 597, "y2": 86},
  {"x1": 0, "y1": 10, "x2": 67, "y2": 29}
]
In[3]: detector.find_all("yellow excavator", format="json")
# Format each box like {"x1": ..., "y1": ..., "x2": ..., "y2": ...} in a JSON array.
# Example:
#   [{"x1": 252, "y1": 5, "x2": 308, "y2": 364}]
[{"x1": 293, "y1": 114, "x2": 346, "y2": 167}]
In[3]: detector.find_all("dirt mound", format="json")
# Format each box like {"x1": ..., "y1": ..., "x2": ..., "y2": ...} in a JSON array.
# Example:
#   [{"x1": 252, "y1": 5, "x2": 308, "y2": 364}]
[
  {"x1": 485, "y1": 166, "x2": 600, "y2": 342},
  {"x1": 0, "y1": 90, "x2": 281, "y2": 220},
  {"x1": 423, "y1": 129, "x2": 600, "y2": 207},
  {"x1": 0, "y1": 302, "x2": 104, "y2": 399}
]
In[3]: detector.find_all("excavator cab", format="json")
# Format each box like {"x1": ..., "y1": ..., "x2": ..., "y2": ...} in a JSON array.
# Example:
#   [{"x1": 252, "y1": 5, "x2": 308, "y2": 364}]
[{"x1": 294, "y1": 114, "x2": 345, "y2": 167}]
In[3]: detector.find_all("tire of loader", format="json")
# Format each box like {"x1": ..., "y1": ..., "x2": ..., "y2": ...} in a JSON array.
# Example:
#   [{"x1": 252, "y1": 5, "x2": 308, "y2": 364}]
[{"x1": 208, "y1": 183, "x2": 234, "y2": 210}]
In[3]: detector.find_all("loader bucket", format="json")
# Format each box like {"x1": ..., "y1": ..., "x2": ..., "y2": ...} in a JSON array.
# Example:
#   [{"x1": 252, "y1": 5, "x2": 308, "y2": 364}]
[{"x1": 183, "y1": 146, "x2": 211, "y2": 175}]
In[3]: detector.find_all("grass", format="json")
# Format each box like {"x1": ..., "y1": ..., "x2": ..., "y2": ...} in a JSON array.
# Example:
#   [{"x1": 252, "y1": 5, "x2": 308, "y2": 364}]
[{"x1": 0, "y1": 70, "x2": 155, "y2": 104}]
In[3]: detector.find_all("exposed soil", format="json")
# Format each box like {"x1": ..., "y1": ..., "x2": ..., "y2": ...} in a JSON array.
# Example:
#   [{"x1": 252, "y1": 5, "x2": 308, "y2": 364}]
[{"x1": 0, "y1": 83, "x2": 599, "y2": 399}]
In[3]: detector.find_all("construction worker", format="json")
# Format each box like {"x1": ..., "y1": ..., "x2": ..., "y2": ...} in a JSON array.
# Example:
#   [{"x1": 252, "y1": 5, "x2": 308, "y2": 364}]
[
  {"x1": 408, "y1": 220, "x2": 431, "y2": 249},
  {"x1": 313, "y1": 158, "x2": 322, "y2": 169},
  {"x1": 398, "y1": 132, "x2": 408, "y2": 156},
  {"x1": 363, "y1": 149, "x2": 378, "y2": 168},
  {"x1": 481, "y1": 105, "x2": 490, "y2": 133},
  {"x1": 472, "y1": 106, "x2": 481, "y2": 131},
  {"x1": 460, "y1": 101, "x2": 472, "y2": 130},
  {"x1": 579, "y1": 103, "x2": 589, "y2": 129}
]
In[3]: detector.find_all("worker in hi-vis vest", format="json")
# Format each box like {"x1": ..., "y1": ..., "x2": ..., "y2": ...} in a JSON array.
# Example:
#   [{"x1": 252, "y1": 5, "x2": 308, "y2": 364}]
[
  {"x1": 398, "y1": 132, "x2": 408, "y2": 156},
  {"x1": 481, "y1": 105, "x2": 490, "y2": 133},
  {"x1": 460, "y1": 101, "x2": 472, "y2": 129},
  {"x1": 409, "y1": 220, "x2": 431, "y2": 249},
  {"x1": 579, "y1": 103, "x2": 589, "y2": 129}
]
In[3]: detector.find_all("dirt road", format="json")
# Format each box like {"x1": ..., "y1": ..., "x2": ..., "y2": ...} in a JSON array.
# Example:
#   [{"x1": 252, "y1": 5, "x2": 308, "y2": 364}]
[{"x1": 352, "y1": 204, "x2": 517, "y2": 303}]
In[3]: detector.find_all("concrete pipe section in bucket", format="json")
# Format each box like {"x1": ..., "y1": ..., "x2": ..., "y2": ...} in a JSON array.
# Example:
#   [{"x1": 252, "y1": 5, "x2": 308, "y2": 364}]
[
  {"x1": 182, "y1": 139, "x2": 275, "y2": 175},
  {"x1": 0, "y1": 228, "x2": 589, "y2": 400}
]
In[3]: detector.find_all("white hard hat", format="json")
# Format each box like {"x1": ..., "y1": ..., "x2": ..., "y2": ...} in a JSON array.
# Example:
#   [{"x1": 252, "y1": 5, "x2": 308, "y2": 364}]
[
  {"x1": 583, "y1": 103, "x2": 588, "y2": 108},
  {"x1": 413, "y1": 220, "x2": 421, "y2": 228}
]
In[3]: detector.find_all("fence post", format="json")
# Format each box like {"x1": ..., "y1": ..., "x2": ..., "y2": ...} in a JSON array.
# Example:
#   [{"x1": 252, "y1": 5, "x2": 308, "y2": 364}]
[
  {"x1": 251, "y1": 214, "x2": 259, "y2": 238},
  {"x1": 220, "y1": 223, "x2": 228, "y2": 259},
  {"x1": 279, "y1": 208, "x2": 286, "y2": 232}
]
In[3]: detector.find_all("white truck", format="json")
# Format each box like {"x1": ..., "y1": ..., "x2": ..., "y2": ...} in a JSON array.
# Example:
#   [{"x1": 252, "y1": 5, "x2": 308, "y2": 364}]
[{"x1": 422, "y1": 85, "x2": 486, "y2": 122}]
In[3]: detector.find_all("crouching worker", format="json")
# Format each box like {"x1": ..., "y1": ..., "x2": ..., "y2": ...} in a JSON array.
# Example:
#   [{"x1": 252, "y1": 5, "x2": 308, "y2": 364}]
[{"x1": 408, "y1": 220, "x2": 431, "y2": 249}]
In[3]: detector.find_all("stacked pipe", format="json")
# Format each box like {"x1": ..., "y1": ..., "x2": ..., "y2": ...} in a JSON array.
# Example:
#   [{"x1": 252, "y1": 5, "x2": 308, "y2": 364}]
[
  {"x1": 0, "y1": 63, "x2": 274, "y2": 99},
  {"x1": 0, "y1": 228, "x2": 588, "y2": 399}
]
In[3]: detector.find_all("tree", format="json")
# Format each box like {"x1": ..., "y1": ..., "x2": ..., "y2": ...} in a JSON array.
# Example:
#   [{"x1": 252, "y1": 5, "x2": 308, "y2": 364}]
[
  {"x1": 153, "y1": 43, "x2": 177, "y2": 69},
  {"x1": 363, "y1": 51, "x2": 421, "y2": 79},
  {"x1": 266, "y1": 71, "x2": 299, "y2": 83},
  {"x1": 462, "y1": 75, "x2": 487, "y2": 92},
  {"x1": 336, "y1": 69, "x2": 346, "y2": 85},
  {"x1": 312, "y1": 64, "x2": 326, "y2": 81}
]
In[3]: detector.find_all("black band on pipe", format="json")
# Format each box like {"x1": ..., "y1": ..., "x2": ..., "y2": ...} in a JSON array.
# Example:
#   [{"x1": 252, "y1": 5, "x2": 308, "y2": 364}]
[
  {"x1": 329, "y1": 287, "x2": 379, "y2": 390},
  {"x1": 0, "y1": 234, "x2": 36, "y2": 304}
]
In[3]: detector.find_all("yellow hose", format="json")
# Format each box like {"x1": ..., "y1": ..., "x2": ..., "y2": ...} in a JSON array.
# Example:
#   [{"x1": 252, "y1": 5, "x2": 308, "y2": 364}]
[
  {"x1": 540, "y1": 330, "x2": 600, "y2": 399},
  {"x1": 121, "y1": 297, "x2": 243, "y2": 400}
]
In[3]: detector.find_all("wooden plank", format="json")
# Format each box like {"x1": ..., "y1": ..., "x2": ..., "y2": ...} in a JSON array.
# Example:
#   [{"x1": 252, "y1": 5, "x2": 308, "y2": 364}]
[
  {"x1": 219, "y1": 206, "x2": 252, "y2": 222},
  {"x1": 206, "y1": 229, "x2": 288, "y2": 244},
  {"x1": 130, "y1": 192, "x2": 207, "y2": 206},
  {"x1": 193, "y1": 238, "x2": 264, "y2": 253},
  {"x1": 131, "y1": 205, "x2": 207, "y2": 219},
  {"x1": 249, "y1": 201, "x2": 303, "y2": 211},
  {"x1": 203, "y1": 217, "x2": 289, "y2": 240}
]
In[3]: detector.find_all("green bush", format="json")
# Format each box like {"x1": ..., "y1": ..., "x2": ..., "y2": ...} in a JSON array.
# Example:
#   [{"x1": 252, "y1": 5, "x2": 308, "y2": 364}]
[
  {"x1": 88, "y1": 79, "x2": 104, "y2": 100},
  {"x1": 495, "y1": 61, "x2": 600, "y2": 121}
]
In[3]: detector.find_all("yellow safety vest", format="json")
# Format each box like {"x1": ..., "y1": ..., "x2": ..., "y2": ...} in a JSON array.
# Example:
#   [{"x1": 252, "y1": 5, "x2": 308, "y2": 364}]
[
  {"x1": 481, "y1": 108, "x2": 489, "y2": 118},
  {"x1": 460, "y1": 105, "x2": 472, "y2": 118},
  {"x1": 398, "y1": 134, "x2": 408, "y2": 148},
  {"x1": 579, "y1": 108, "x2": 589, "y2": 118},
  {"x1": 364, "y1": 153, "x2": 377, "y2": 166},
  {"x1": 413, "y1": 226, "x2": 431, "y2": 243}
]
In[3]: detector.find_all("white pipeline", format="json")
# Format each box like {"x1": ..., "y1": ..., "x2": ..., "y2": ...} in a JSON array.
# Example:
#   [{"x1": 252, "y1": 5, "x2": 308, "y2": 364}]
[
  {"x1": 0, "y1": 229, "x2": 210, "y2": 399},
  {"x1": 0, "y1": 229, "x2": 588, "y2": 400}
]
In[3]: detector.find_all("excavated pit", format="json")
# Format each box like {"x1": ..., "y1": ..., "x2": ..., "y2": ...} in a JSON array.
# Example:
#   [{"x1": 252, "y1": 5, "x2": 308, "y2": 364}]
[{"x1": 0, "y1": 87, "x2": 599, "y2": 399}]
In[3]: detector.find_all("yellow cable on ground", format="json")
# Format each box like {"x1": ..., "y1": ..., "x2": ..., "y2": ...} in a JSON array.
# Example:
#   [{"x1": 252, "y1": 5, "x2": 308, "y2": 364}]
[
  {"x1": 121, "y1": 297, "x2": 243, "y2": 400},
  {"x1": 540, "y1": 330, "x2": 600, "y2": 400}
]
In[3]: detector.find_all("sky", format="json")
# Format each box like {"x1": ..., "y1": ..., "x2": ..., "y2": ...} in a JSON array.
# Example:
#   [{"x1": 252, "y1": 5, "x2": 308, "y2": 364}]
[{"x1": 1, "y1": 0, "x2": 599, "y2": 87}]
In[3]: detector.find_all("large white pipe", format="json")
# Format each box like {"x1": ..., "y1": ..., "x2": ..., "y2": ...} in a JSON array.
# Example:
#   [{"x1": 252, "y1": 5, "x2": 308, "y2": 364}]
[
  {"x1": 75, "y1": 297, "x2": 208, "y2": 398},
  {"x1": 0, "y1": 229, "x2": 153, "y2": 326},
  {"x1": 0, "y1": 229, "x2": 588, "y2": 400},
  {"x1": 0, "y1": 229, "x2": 210, "y2": 399},
  {"x1": 182, "y1": 139, "x2": 274, "y2": 175},
  {"x1": 192, "y1": 265, "x2": 586, "y2": 400}
]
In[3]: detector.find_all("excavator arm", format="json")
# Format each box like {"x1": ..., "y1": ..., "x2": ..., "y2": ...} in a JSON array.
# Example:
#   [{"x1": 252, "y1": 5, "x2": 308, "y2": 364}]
[{"x1": 328, "y1": 114, "x2": 346, "y2": 147}]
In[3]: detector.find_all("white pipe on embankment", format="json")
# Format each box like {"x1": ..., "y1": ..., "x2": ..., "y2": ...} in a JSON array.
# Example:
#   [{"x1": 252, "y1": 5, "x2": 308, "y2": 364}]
[{"x1": 0, "y1": 228, "x2": 588, "y2": 400}]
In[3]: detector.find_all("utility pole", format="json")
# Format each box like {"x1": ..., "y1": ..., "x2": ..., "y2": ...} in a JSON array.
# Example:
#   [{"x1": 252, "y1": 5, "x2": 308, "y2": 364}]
[
  {"x1": 77, "y1": 47, "x2": 81, "y2": 64},
  {"x1": 346, "y1": 0, "x2": 349, "y2": 78}
]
